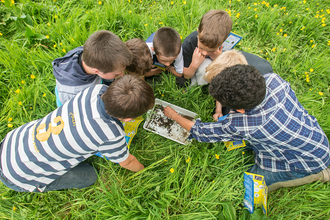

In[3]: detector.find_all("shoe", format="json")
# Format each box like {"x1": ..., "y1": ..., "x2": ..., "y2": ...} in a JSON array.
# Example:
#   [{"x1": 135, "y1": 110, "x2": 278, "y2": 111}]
[{"x1": 320, "y1": 168, "x2": 330, "y2": 182}]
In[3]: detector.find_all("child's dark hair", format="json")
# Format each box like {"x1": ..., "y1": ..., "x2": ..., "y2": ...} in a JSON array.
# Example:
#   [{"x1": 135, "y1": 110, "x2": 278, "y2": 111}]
[
  {"x1": 209, "y1": 64, "x2": 266, "y2": 110},
  {"x1": 82, "y1": 30, "x2": 132, "y2": 73},
  {"x1": 102, "y1": 75, "x2": 155, "y2": 119},
  {"x1": 153, "y1": 27, "x2": 181, "y2": 57},
  {"x1": 198, "y1": 10, "x2": 232, "y2": 48},
  {"x1": 125, "y1": 38, "x2": 153, "y2": 76}
]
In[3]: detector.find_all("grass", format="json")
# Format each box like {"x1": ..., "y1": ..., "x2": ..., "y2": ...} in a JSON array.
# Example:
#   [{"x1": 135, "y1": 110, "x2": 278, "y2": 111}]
[{"x1": 0, "y1": 0, "x2": 329, "y2": 219}]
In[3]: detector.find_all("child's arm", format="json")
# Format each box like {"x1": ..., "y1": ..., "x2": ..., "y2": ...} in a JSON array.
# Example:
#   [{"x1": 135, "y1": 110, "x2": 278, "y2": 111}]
[
  {"x1": 145, "y1": 68, "x2": 163, "y2": 77},
  {"x1": 183, "y1": 47, "x2": 205, "y2": 79},
  {"x1": 163, "y1": 106, "x2": 195, "y2": 131},
  {"x1": 166, "y1": 66, "x2": 182, "y2": 77},
  {"x1": 213, "y1": 101, "x2": 223, "y2": 121},
  {"x1": 119, "y1": 153, "x2": 144, "y2": 172}
]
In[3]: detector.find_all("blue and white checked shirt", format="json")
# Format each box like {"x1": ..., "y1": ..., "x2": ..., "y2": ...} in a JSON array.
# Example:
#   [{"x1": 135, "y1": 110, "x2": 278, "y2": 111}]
[{"x1": 189, "y1": 73, "x2": 330, "y2": 173}]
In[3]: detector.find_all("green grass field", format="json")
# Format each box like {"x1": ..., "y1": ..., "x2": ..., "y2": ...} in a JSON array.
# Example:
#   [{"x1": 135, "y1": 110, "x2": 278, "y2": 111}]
[{"x1": 0, "y1": 0, "x2": 329, "y2": 219}]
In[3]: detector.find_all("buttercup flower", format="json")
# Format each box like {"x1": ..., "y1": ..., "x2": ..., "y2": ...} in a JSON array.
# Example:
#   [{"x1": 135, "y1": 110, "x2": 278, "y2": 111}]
[
  {"x1": 319, "y1": 92, "x2": 323, "y2": 96},
  {"x1": 18, "y1": 101, "x2": 22, "y2": 105},
  {"x1": 183, "y1": 1, "x2": 186, "y2": 4},
  {"x1": 62, "y1": 48, "x2": 66, "y2": 52},
  {"x1": 283, "y1": 34, "x2": 288, "y2": 37},
  {"x1": 170, "y1": 168, "x2": 174, "y2": 173},
  {"x1": 45, "y1": 35, "x2": 49, "y2": 39},
  {"x1": 8, "y1": 117, "x2": 13, "y2": 121},
  {"x1": 98, "y1": 1, "x2": 102, "y2": 4},
  {"x1": 129, "y1": 10, "x2": 131, "y2": 13},
  {"x1": 31, "y1": 75, "x2": 35, "y2": 79},
  {"x1": 310, "y1": 68, "x2": 314, "y2": 72},
  {"x1": 144, "y1": 24, "x2": 148, "y2": 26},
  {"x1": 255, "y1": 14, "x2": 258, "y2": 18},
  {"x1": 159, "y1": 22, "x2": 163, "y2": 24},
  {"x1": 186, "y1": 158, "x2": 190, "y2": 163},
  {"x1": 15, "y1": 89, "x2": 20, "y2": 94},
  {"x1": 215, "y1": 154, "x2": 220, "y2": 159},
  {"x1": 8, "y1": 124, "x2": 13, "y2": 128},
  {"x1": 43, "y1": 93, "x2": 46, "y2": 97}
]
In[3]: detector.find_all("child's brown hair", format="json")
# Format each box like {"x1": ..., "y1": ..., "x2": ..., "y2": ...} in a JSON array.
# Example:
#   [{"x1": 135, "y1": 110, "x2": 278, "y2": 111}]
[
  {"x1": 204, "y1": 50, "x2": 248, "y2": 83},
  {"x1": 102, "y1": 74, "x2": 155, "y2": 119},
  {"x1": 125, "y1": 38, "x2": 153, "y2": 76},
  {"x1": 82, "y1": 30, "x2": 132, "y2": 73},
  {"x1": 198, "y1": 10, "x2": 232, "y2": 48},
  {"x1": 153, "y1": 27, "x2": 181, "y2": 57}
]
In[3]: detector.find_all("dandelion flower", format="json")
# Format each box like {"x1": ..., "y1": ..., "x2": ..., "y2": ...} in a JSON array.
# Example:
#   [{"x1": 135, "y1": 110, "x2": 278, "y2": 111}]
[
  {"x1": 144, "y1": 24, "x2": 148, "y2": 26},
  {"x1": 215, "y1": 154, "x2": 220, "y2": 159},
  {"x1": 277, "y1": 33, "x2": 280, "y2": 35},
  {"x1": 98, "y1": 1, "x2": 102, "y2": 4},
  {"x1": 322, "y1": 24, "x2": 326, "y2": 27},
  {"x1": 8, "y1": 117, "x2": 13, "y2": 121},
  {"x1": 312, "y1": 44, "x2": 315, "y2": 48},
  {"x1": 13, "y1": 206, "x2": 17, "y2": 211},
  {"x1": 54, "y1": 44, "x2": 57, "y2": 48},
  {"x1": 30, "y1": 75, "x2": 36, "y2": 79},
  {"x1": 129, "y1": 10, "x2": 131, "y2": 13},
  {"x1": 15, "y1": 89, "x2": 20, "y2": 94},
  {"x1": 254, "y1": 8, "x2": 257, "y2": 11},
  {"x1": 283, "y1": 48, "x2": 287, "y2": 52},
  {"x1": 186, "y1": 158, "x2": 190, "y2": 163},
  {"x1": 284, "y1": 34, "x2": 288, "y2": 37},
  {"x1": 45, "y1": 35, "x2": 49, "y2": 39},
  {"x1": 55, "y1": 15, "x2": 58, "y2": 18},
  {"x1": 255, "y1": 14, "x2": 258, "y2": 18},
  {"x1": 0, "y1": 33, "x2": 2, "y2": 36},
  {"x1": 164, "y1": 159, "x2": 167, "y2": 162},
  {"x1": 271, "y1": 47, "x2": 276, "y2": 52},
  {"x1": 62, "y1": 48, "x2": 66, "y2": 52},
  {"x1": 171, "y1": 1, "x2": 173, "y2": 4},
  {"x1": 21, "y1": 80, "x2": 25, "y2": 84},
  {"x1": 159, "y1": 22, "x2": 163, "y2": 24},
  {"x1": 8, "y1": 124, "x2": 13, "y2": 128},
  {"x1": 319, "y1": 92, "x2": 323, "y2": 96},
  {"x1": 242, "y1": 152, "x2": 245, "y2": 154},
  {"x1": 43, "y1": 93, "x2": 46, "y2": 97},
  {"x1": 161, "y1": 94, "x2": 164, "y2": 97},
  {"x1": 170, "y1": 168, "x2": 174, "y2": 173},
  {"x1": 280, "y1": 29, "x2": 283, "y2": 32},
  {"x1": 236, "y1": 13, "x2": 240, "y2": 18},
  {"x1": 310, "y1": 68, "x2": 314, "y2": 72},
  {"x1": 183, "y1": 1, "x2": 186, "y2": 4},
  {"x1": 47, "y1": 23, "x2": 50, "y2": 26},
  {"x1": 18, "y1": 101, "x2": 22, "y2": 105}
]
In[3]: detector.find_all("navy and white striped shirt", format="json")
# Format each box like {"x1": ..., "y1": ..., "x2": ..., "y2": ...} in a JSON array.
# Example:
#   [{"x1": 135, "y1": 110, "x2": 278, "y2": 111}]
[
  {"x1": 189, "y1": 73, "x2": 330, "y2": 173},
  {"x1": 1, "y1": 85, "x2": 128, "y2": 192}
]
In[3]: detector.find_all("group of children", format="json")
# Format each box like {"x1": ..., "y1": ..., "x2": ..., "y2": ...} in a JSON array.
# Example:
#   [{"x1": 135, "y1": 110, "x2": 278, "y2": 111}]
[{"x1": 0, "y1": 10, "x2": 329, "y2": 193}]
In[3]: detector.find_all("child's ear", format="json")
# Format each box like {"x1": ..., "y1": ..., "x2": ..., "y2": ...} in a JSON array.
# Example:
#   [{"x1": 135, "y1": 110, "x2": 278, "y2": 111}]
[
  {"x1": 121, "y1": 118, "x2": 133, "y2": 122},
  {"x1": 151, "y1": 47, "x2": 154, "y2": 51},
  {"x1": 92, "y1": 68, "x2": 101, "y2": 75}
]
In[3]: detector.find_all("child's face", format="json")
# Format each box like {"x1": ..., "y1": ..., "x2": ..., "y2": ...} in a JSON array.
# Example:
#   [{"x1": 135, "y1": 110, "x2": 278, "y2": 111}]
[
  {"x1": 156, "y1": 54, "x2": 177, "y2": 67},
  {"x1": 197, "y1": 39, "x2": 220, "y2": 57},
  {"x1": 99, "y1": 66, "x2": 126, "y2": 80}
]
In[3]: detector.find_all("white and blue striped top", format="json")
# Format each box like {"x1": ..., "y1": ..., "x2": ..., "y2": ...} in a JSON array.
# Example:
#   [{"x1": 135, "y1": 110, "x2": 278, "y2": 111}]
[{"x1": 1, "y1": 85, "x2": 128, "y2": 192}]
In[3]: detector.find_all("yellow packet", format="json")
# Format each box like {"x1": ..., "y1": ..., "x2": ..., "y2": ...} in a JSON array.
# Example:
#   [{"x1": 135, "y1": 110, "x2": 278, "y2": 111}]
[
  {"x1": 122, "y1": 116, "x2": 144, "y2": 148},
  {"x1": 225, "y1": 140, "x2": 246, "y2": 151},
  {"x1": 243, "y1": 172, "x2": 268, "y2": 215}
]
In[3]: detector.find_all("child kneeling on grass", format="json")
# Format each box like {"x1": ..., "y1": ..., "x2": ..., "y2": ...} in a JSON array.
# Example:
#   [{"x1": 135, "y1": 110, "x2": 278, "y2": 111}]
[
  {"x1": 0, "y1": 75, "x2": 155, "y2": 192},
  {"x1": 163, "y1": 64, "x2": 330, "y2": 192},
  {"x1": 53, "y1": 30, "x2": 132, "y2": 106}
]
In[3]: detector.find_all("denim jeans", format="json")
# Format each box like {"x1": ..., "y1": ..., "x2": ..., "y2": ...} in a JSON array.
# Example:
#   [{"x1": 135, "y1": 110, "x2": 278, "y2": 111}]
[
  {"x1": 248, "y1": 164, "x2": 315, "y2": 186},
  {"x1": 0, "y1": 162, "x2": 97, "y2": 192}
]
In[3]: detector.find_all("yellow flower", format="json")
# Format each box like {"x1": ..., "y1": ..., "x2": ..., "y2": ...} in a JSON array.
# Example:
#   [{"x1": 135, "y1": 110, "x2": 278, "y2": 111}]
[
  {"x1": 11, "y1": 0, "x2": 14, "y2": 3},
  {"x1": 13, "y1": 206, "x2": 17, "y2": 211},
  {"x1": 289, "y1": 21, "x2": 292, "y2": 24},
  {"x1": 170, "y1": 168, "x2": 174, "y2": 173},
  {"x1": 328, "y1": 40, "x2": 330, "y2": 45},
  {"x1": 283, "y1": 34, "x2": 288, "y2": 37},
  {"x1": 283, "y1": 48, "x2": 287, "y2": 52},
  {"x1": 277, "y1": 33, "x2": 280, "y2": 35},
  {"x1": 30, "y1": 107, "x2": 33, "y2": 110},
  {"x1": 60, "y1": 42, "x2": 62, "y2": 45},
  {"x1": 186, "y1": 158, "x2": 190, "y2": 163},
  {"x1": 45, "y1": 35, "x2": 49, "y2": 39},
  {"x1": 183, "y1": 1, "x2": 186, "y2": 4},
  {"x1": 43, "y1": 93, "x2": 46, "y2": 97},
  {"x1": 254, "y1": 8, "x2": 257, "y2": 11},
  {"x1": 242, "y1": 152, "x2": 245, "y2": 154},
  {"x1": 215, "y1": 154, "x2": 220, "y2": 159},
  {"x1": 312, "y1": 44, "x2": 315, "y2": 48},
  {"x1": 47, "y1": 23, "x2": 50, "y2": 26},
  {"x1": 15, "y1": 89, "x2": 20, "y2": 94},
  {"x1": 18, "y1": 101, "x2": 22, "y2": 105},
  {"x1": 98, "y1": 1, "x2": 102, "y2": 4},
  {"x1": 310, "y1": 68, "x2": 314, "y2": 72},
  {"x1": 8, "y1": 124, "x2": 13, "y2": 128},
  {"x1": 180, "y1": 35, "x2": 182, "y2": 40},
  {"x1": 53, "y1": 44, "x2": 57, "y2": 48},
  {"x1": 255, "y1": 14, "x2": 258, "y2": 18},
  {"x1": 280, "y1": 29, "x2": 283, "y2": 32},
  {"x1": 236, "y1": 13, "x2": 240, "y2": 18},
  {"x1": 164, "y1": 159, "x2": 167, "y2": 162},
  {"x1": 71, "y1": 38, "x2": 74, "y2": 41},
  {"x1": 55, "y1": 15, "x2": 58, "y2": 18},
  {"x1": 271, "y1": 47, "x2": 276, "y2": 52},
  {"x1": 310, "y1": 40, "x2": 313, "y2": 42},
  {"x1": 319, "y1": 92, "x2": 323, "y2": 96},
  {"x1": 62, "y1": 48, "x2": 66, "y2": 52},
  {"x1": 129, "y1": 10, "x2": 131, "y2": 13},
  {"x1": 161, "y1": 94, "x2": 164, "y2": 97},
  {"x1": 8, "y1": 117, "x2": 13, "y2": 121},
  {"x1": 144, "y1": 24, "x2": 148, "y2": 26},
  {"x1": 306, "y1": 8, "x2": 309, "y2": 10},
  {"x1": 322, "y1": 24, "x2": 326, "y2": 27},
  {"x1": 30, "y1": 75, "x2": 36, "y2": 79},
  {"x1": 300, "y1": 26, "x2": 305, "y2": 30},
  {"x1": 21, "y1": 80, "x2": 25, "y2": 84},
  {"x1": 159, "y1": 22, "x2": 163, "y2": 24},
  {"x1": 0, "y1": 33, "x2": 2, "y2": 36},
  {"x1": 171, "y1": 1, "x2": 173, "y2": 4}
]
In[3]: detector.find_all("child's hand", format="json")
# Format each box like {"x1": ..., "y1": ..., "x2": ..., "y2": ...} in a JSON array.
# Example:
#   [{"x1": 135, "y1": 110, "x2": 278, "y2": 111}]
[
  {"x1": 213, "y1": 112, "x2": 223, "y2": 121},
  {"x1": 191, "y1": 47, "x2": 205, "y2": 68},
  {"x1": 163, "y1": 106, "x2": 178, "y2": 119}
]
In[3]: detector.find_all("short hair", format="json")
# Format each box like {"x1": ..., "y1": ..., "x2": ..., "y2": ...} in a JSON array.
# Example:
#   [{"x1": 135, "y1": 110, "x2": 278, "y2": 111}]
[
  {"x1": 204, "y1": 50, "x2": 248, "y2": 83},
  {"x1": 209, "y1": 64, "x2": 266, "y2": 110},
  {"x1": 198, "y1": 10, "x2": 232, "y2": 48},
  {"x1": 102, "y1": 74, "x2": 155, "y2": 119},
  {"x1": 153, "y1": 27, "x2": 181, "y2": 57},
  {"x1": 125, "y1": 38, "x2": 153, "y2": 76},
  {"x1": 82, "y1": 30, "x2": 132, "y2": 73}
]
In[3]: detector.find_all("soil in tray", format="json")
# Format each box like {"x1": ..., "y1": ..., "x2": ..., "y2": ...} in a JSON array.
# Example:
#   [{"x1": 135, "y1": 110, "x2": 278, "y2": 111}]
[{"x1": 145, "y1": 104, "x2": 193, "y2": 144}]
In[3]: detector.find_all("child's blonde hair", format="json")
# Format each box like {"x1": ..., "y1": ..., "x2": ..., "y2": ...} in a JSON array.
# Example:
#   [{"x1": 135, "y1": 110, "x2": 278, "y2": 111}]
[{"x1": 204, "y1": 50, "x2": 248, "y2": 83}]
